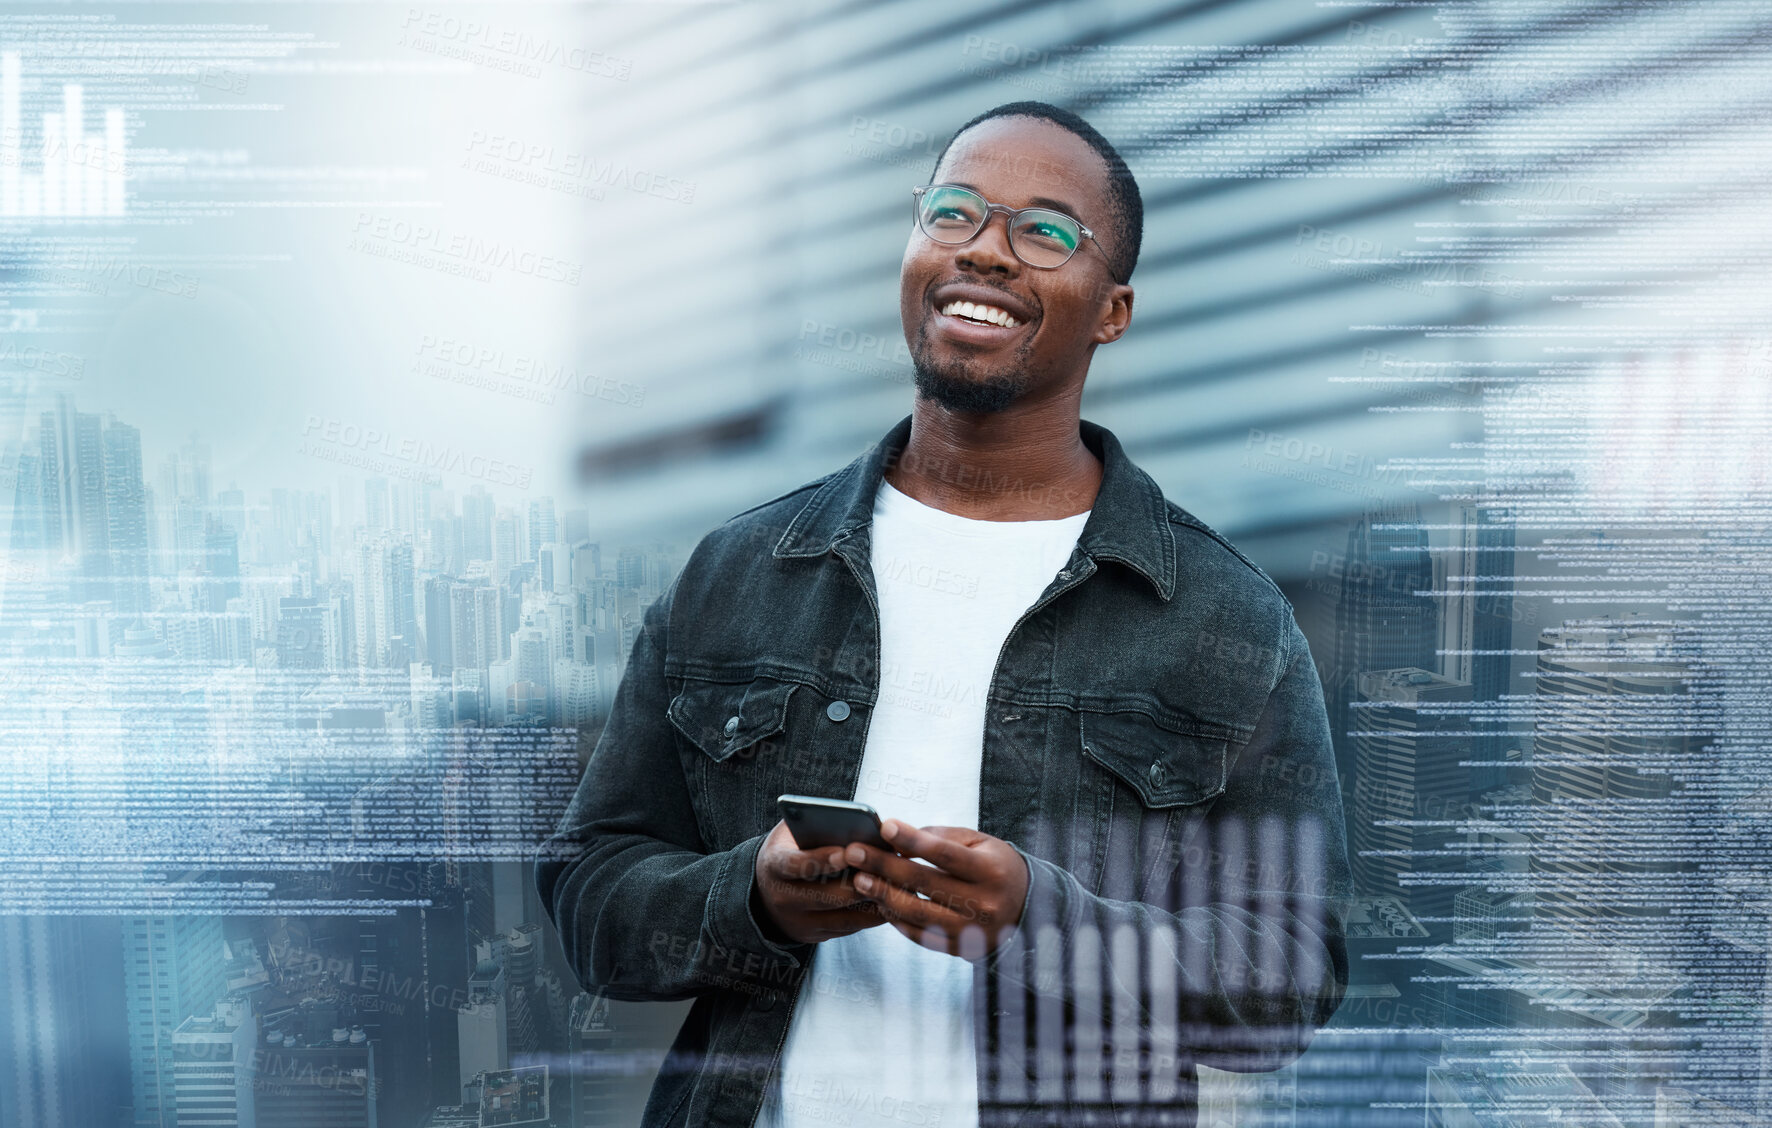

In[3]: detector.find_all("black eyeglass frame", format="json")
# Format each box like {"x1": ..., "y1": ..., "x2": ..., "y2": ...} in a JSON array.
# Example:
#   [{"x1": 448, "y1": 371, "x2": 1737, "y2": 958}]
[{"x1": 910, "y1": 183, "x2": 1105, "y2": 269}]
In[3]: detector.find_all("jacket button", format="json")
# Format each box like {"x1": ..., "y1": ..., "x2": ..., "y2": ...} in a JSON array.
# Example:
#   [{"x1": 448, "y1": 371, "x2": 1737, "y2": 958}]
[
  {"x1": 724, "y1": 715, "x2": 740, "y2": 735},
  {"x1": 1148, "y1": 761, "x2": 1167, "y2": 786},
  {"x1": 826, "y1": 700, "x2": 851, "y2": 722},
  {"x1": 756, "y1": 991, "x2": 777, "y2": 1012}
]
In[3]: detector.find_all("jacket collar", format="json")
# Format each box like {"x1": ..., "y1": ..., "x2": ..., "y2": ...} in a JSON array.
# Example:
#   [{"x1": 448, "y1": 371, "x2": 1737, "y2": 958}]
[{"x1": 774, "y1": 413, "x2": 1177, "y2": 602}]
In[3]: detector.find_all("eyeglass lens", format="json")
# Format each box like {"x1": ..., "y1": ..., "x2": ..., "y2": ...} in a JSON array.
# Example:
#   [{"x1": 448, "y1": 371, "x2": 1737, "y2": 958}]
[{"x1": 917, "y1": 185, "x2": 1081, "y2": 268}]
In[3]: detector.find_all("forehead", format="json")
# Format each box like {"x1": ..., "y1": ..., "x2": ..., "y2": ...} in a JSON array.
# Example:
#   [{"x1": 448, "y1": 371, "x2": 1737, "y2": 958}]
[{"x1": 933, "y1": 115, "x2": 1112, "y2": 223}]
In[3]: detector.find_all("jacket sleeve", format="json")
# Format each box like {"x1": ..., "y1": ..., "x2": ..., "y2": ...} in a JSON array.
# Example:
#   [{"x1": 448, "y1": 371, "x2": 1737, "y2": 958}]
[
  {"x1": 534, "y1": 574, "x2": 815, "y2": 1001},
  {"x1": 985, "y1": 613, "x2": 1352, "y2": 1077}
]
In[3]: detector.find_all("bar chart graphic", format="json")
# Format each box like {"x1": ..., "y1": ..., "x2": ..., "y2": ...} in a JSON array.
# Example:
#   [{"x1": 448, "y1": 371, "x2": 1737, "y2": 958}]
[{"x1": 0, "y1": 52, "x2": 127, "y2": 218}]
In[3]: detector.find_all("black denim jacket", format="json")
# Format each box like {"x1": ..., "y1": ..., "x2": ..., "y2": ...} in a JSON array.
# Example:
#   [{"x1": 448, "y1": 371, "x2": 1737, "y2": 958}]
[{"x1": 537, "y1": 414, "x2": 1351, "y2": 1128}]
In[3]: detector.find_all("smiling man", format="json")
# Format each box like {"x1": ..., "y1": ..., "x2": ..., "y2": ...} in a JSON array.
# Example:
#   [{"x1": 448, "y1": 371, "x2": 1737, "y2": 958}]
[{"x1": 538, "y1": 102, "x2": 1352, "y2": 1128}]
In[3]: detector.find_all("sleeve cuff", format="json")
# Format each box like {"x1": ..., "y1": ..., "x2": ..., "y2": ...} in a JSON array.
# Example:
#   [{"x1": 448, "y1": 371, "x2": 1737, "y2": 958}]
[
  {"x1": 983, "y1": 843, "x2": 1081, "y2": 991},
  {"x1": 703, "y1": 833, "x2": 815, "y2": 972}
]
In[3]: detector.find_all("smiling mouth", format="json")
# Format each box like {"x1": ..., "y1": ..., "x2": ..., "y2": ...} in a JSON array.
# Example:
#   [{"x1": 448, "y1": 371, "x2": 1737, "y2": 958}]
[{"x1": 937, "y1": 299, "x2": 1023, "y2": 329}]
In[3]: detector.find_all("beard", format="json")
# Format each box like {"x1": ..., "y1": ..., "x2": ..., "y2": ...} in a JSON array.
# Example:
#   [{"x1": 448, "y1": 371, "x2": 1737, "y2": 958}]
[{"x1": 907, "y1": 322, "x2": 1037, "y2": 415}]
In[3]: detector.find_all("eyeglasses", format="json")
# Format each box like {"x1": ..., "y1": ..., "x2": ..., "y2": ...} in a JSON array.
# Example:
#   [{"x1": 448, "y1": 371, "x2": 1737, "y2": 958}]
[{"x1": 911, "y1": 183, "x2": 1101, "y2": 269}]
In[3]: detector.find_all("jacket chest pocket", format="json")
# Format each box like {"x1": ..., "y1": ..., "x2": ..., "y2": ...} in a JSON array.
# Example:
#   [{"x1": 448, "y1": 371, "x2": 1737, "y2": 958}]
[
  {"x1": 1074, "y1": 707, "x2": 1234, "y2": 905},
  {"x1": 668, "y1": 675, "x2": 800, "y2": 850}
]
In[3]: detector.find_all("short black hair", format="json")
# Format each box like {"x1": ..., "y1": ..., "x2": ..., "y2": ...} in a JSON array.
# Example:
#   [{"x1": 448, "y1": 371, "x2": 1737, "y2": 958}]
[{"x1": 929, "y1": 101, "x2": 1143, "y2": 285}]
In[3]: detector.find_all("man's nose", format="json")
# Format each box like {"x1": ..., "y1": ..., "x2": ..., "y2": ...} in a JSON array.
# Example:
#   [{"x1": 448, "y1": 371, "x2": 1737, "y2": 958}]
[{"x1": 956, "y1": 210, "x2": 1020, "y2": 276}]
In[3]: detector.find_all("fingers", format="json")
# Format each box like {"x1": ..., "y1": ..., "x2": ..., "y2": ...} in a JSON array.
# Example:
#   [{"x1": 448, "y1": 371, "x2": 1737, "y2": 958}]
[
  {"x1": 851, "y1": 868, "x2": 944, "y2": 928},
  {"x1": 851, "y1": 868, "x2": 984, "y2": 936},
  {"x1": 879, "y1": 819, "x2": 985, "y2": 879},
  {"x1": 844, "y1": 842, "x2": 950, "y2": 898},
  {"x1": 760, "y1": 823, "x2": 847, "y2": 882}
]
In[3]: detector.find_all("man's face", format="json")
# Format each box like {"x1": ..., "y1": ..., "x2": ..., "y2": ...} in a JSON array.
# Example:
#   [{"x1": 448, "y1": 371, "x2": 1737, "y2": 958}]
[{"x1": 899, "y1": 115, "x2": 1133, "y2": 416}]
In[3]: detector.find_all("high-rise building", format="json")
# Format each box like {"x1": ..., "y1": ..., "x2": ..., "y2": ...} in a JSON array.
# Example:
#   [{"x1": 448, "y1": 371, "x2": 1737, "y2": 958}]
[
  {"x1": 353, "y1": 531, "x2": 417, "y2": 669},
  {"x1": 277, "y1": 597, "x2": 326, "y2": 669},
  {"x1": 35, "y1": 409, "x2": 66, "y2": 557},
  {"x1": 569, "y1": 541, "x2": 600, "y2": 592},
  {"x1": 171, "y1": 996, "x2": 256, "y2": 1128},
  {"x1": 124, "y1": 916, "x2": 226, "y2": 1128},
  {"x1": 323, "y1": 584, "x2": 354, "y2": 669},
  {"x1": 1531, "y1": 620, "x2": 1707, "y2": 934},
  {"x1": 253, "y1": 1000, "x2": 377, "y2": 1128},
  {"x1": 1332, "y1": 504, "x2": 1438, "y2": 773},
  {"x1": 423, "y1": 575, "x2": 455, "y2": 673},
  {"x1": 1350, "y1": 668, "x2": 1473, "y2": 924},
  {"x1": 565, "y1": 991, "x2": 617, "y2": 1127},
  {"x1": 38, "y1": 397, "x2": 117, "y2": 599},
  {"x1": 446, "y1": 581, "x2": 504, "y2": 671},
  {"x1": 1438, "y1": 504, "x2": 1518, "y2": 785},
  {"x1": 202, "y1": 517, "x2": 241, "y2": 605},
  {"x1": 363, "y1": 476, "x2": 390, "y2": 532},
  {"x1": 457, "y1": 959, "x2": 508, "y2": 1100},
  {"x1": 525, "y1": 498, "x2": 555, "y2": 563},
  {"x1": 559, "y1": 506, "x2": 589, "y2": 546},
  {"x1": 552, "y1": 659, "x2": 598, "y2": 727},
  {"x1": 492, "y1": 509, "x2": 522, "y2": 587},
  {"x1": 103, "y1": 417, "x2": 151, "y2": 614},
  {"x1": 460, "y1": 488, "x2": 494, "y2": 563},
  {"x1": 513, "y1": 627, "x2": 550, "y2": 701}
]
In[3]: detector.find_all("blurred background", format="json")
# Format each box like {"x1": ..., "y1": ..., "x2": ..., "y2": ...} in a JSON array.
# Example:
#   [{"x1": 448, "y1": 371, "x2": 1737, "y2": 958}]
[{"x1": 2, "y1": 0, "x2": 1769, "y2": 1124}]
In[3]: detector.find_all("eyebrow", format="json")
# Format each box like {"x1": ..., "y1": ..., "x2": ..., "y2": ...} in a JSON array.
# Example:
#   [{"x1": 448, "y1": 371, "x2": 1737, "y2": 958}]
[{"x1": 947, "y1": 180, "x2": 1087, "y2": 224}]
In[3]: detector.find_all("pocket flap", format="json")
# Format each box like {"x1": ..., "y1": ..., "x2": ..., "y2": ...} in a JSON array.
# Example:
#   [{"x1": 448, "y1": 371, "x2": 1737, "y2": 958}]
[
  {"x1": 1080, "y1": 709, "x2": 1229, "y2": 807},
  {"x1": 669, "y1": 676, "x2": 797, "y2": 762}
]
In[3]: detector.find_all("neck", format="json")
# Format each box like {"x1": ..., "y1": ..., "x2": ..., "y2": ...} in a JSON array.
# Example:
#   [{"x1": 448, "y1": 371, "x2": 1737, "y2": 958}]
[{"x1": 884, "y1": 391, "x2": 1102, "y2": 521}]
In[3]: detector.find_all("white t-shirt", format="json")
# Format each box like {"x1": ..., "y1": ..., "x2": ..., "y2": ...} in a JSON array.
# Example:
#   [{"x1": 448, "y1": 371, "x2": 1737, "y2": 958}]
[{"x1": 757, "y1": 477, "x2": 1090, "y2": 1128}]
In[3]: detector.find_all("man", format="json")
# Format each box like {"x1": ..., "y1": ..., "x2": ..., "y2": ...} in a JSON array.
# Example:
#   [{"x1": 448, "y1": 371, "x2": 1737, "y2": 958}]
[{"x1": 537, "y1": 101, "x2": 1351, "y2": 1127}]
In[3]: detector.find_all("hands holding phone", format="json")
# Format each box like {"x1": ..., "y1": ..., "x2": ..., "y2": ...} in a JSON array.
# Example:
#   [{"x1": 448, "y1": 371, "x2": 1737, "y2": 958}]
[
  {"x1": 844, "y1": 820, "x2": 1029, "y2": 958},
  {"x1": 752, "y1": 803, "x2": 1029, "y2": 958}
]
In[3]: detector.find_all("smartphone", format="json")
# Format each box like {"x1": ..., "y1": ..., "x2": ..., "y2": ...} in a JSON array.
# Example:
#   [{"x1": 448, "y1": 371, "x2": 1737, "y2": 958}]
[{"x1": 777, "y1": 794, "x2": 892, "y2": 852}]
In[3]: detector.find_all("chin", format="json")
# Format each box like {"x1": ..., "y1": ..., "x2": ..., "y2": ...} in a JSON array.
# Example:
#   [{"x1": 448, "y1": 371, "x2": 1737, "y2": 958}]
[{"x1": 912, "y1": 359, "x2": 1027, "y2": 415}]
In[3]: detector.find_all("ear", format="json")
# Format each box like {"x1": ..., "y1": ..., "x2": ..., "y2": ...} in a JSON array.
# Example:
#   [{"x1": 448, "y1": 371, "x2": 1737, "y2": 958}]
[{"x1": 1093, "y1": 282, "x2": 1134, "y2": 345}]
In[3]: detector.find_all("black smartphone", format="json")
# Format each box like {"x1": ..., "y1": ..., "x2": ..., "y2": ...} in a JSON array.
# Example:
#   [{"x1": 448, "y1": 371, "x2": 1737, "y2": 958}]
[{"x1": 777, "y1": 794, "x2": 892, "y2": 852}]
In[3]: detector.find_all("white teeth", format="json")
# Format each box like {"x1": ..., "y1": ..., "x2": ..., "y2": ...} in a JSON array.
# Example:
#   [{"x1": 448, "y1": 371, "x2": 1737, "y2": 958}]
[{"x1": 939, "y1": 300, "x2": 1021, "y2": 328}]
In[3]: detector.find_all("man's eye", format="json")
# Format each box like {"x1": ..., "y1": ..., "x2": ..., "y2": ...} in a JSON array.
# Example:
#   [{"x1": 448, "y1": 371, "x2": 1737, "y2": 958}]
[
  {"x1": 931, "y1": 207, "x2": 973, "y2": 222},
  {"x1": 1026, "y1": 222, "x2": 1077, "y2": 248}
]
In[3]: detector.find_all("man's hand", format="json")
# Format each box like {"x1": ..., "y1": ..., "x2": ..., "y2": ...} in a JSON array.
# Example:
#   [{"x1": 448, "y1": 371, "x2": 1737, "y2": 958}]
[
  {"x1": 752, "y1": 819, "x2": 887, "y2": 945},
  {"x1": 843, "y1": 821, "x2": 1029, "y2": 958}
]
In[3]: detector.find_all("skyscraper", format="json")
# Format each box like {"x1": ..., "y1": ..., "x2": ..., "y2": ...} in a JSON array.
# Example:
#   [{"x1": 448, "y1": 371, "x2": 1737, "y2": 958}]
[
  {"x1": 352, "y1": 531, "x2": 417, "y2": 669},
  {"x1": 104, "y1": 418, "x2": 151, "y2": 614},
  {"x1": 171, "y1": 996, "x2": 256, "y2": 1128},
  {"x1": 124, "y1": 916, "x2": 226, "y2": 1128},
  {"x1": 277, "y1": 597, "x2": 326, "y2": 669},
  {"x1": 1438, "y1": 505, "x2": 1518, "y2": 785},
  {"x1": 525, "y1": 498, "x2": 555, "y2": 563},
  {"x1": 1531, "y1": 620, "x2": 1707, "y2": 935},
  {"x1": 1350, "y1": 667, "x2": 1474, "y2": 923},
  {"x1": 1332, "y1": 504, "x2": 1438, "y2": 773},
  {"x1": 460, "y1": 488, "x2": 494, "y2": 564},
  {"x1": 424, "y1": 575, "x2": 455, "y2": 673}
]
